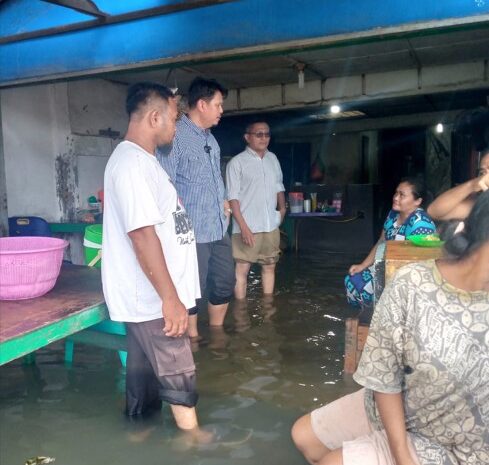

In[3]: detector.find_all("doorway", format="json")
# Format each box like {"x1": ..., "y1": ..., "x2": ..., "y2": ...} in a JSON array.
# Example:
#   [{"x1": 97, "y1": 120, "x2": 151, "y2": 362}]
[{"x1": 378, "y1": 127, "x2": 426, "y2": 217}]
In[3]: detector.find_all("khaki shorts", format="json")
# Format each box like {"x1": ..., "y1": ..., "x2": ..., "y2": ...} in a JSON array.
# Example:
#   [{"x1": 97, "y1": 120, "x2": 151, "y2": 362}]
[
  {"x1": 311, "y1": 389, "x2": 420, "y2": 465},
  {"x1": 232, "y1": 229, "x2": 280, "y2": 265}
]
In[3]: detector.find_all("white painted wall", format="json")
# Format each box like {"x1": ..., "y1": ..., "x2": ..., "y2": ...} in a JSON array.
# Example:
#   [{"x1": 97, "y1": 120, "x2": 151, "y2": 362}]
[
  {"x1": 0, "y1": 78, "x2": 127, "y2": 261},
  {"x1": 68, "y1": 79, "x2": 126, "y2": 208},
  {"x1": 69, "y1": 79, "x2": 127, "y2": 136},
  {"x1": 1, "y1": 82, "x2": 70, "y2": 221}
]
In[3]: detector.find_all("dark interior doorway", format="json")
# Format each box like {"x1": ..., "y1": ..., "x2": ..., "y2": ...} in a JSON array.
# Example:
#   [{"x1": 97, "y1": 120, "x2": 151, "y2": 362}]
[
  {"x1": 269, "y1": 142, "x2": 311, "y2": 190},
  {"x1": 378, "y1": 127, "x2": 427, "y2": 217}
]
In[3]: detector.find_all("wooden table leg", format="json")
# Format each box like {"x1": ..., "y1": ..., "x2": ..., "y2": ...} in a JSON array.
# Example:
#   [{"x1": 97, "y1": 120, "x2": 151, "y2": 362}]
[{"x1": 294, "y1": 218, "x2": 302, "y2": 253}]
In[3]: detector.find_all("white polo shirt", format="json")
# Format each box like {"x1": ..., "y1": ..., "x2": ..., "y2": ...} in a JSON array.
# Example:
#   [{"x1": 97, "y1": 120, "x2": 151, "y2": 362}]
[
  {"x1": 102, "y1": 141, "x2": 200, "y2": 323},
  {"x1": 226, "y1": 147, "x2": 285, "y2": 234}
]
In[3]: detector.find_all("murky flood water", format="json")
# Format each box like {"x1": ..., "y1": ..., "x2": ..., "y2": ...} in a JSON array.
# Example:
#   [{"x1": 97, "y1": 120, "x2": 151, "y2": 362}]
[{"x1": 0, "y1": 252, "x2": 362, "y2": 465}]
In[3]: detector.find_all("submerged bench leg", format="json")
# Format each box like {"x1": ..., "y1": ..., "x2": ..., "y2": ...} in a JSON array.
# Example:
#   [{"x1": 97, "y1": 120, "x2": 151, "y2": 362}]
[
  {"x1": 65, "y1": 340, "x2": 74, "y2": 364},
  {"x1": 64, "y1": 330, "x2": 127, "y2": 367},
  {"x1": 118, "y1": 351, "x2": 127, "y2": 367},
  {"x1": 23, "y1": 353, "x2": 36, "y2": 365}
]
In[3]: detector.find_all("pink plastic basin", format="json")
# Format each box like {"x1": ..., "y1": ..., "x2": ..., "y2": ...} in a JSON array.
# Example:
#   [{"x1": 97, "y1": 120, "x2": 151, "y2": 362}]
[{"x1": 0, "y1": 236, "x2": 68, "y2": 300}]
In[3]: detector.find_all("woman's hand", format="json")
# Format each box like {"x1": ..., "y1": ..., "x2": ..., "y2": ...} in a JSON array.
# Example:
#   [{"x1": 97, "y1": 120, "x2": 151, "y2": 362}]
[
  {"x1": 477, "y1": 171, "x2": 489, "y2": 192},
  {"x1": 349, "y1": 263, "x2": 366, "y2": 275}
]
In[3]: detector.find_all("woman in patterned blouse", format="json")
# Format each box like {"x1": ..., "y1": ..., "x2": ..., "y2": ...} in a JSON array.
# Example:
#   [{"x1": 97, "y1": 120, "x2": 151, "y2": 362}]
[
  {"x1": 345, "y1": 176, "x2": 436, "y2": 311},
  {"x1": 292, "y1": 191, "x2": 489, "y2": 465}
]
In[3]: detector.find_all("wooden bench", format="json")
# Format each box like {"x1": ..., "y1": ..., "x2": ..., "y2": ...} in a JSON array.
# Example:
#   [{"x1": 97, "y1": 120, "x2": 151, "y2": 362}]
[{"x1": 0, "y1": 265, "x2": 107, "y2": 366}]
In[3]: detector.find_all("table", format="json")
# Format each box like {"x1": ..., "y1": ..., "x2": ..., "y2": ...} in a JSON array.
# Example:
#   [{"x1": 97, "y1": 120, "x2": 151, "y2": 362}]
[
  {"x1": 384, "y1": 241, "x2": 443, "y2": 284},
  {"x1": 287, "y1": 212, "x2": 344, "y2": 252},
  {"x1": 0, "y1": 265, "x2": 108, "y2": 366}
]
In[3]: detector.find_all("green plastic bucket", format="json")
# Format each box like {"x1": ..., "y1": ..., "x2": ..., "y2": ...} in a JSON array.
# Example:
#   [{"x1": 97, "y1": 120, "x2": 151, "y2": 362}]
[{"x1": 83, "y1": 224, "x2": 103, "y2": 268}]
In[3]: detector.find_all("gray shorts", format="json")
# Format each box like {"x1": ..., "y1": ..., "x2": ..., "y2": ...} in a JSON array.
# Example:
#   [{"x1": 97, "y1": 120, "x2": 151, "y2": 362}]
[{"x1": 125, "y1": 318, "x2": 197, "y2": 415}]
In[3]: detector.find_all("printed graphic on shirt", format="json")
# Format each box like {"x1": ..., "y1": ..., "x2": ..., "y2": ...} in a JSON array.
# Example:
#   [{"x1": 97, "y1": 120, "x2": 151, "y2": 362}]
[{"x1": 173, "y1": 203, "x2": 195, "y2": 245}]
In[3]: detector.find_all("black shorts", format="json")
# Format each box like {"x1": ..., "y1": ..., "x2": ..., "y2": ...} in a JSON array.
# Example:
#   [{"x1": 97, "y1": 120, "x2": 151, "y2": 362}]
[{"x1": 196, "y1": 234, "x2": 236, "y2": 306}]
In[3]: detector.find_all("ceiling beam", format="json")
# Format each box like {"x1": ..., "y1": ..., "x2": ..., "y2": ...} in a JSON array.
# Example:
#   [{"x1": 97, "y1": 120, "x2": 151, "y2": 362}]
[
  {"x1": 1, "y1": 0, "x2": 236, "y2": 45},
  {"x1": 40, "y1": 0, "x2": 109, "y2": 19},
  {"x1": 285, "y1": 56, "x2": 325, "y2": 80}
]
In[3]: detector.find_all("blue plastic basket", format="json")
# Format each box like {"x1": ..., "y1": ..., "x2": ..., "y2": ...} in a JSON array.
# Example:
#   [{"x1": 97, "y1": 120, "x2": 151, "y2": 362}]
[{"x1": 8, "y1": 216, "x2": 51, "y2": 237}]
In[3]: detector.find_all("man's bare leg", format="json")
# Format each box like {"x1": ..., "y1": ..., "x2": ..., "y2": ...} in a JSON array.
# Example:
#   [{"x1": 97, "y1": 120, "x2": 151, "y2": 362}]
[
  {"x1": 261, "y1": 263, "x2": 276, "y2": 295},
  {"x1": 171, "y1": 405, "x2": 213, "y2": 443},
  {"x1": 171, "y1": 405, "x2": 198, "y2": 430},
  {"x1": 234, "y1": 261, "x2": 251, "y2": 300},
  {"x1": 187, "y1": 314, "x2": 199, "y2": 339},
  {"x1": 208, "y1": 302, "x2": 229, "y2": 326}
]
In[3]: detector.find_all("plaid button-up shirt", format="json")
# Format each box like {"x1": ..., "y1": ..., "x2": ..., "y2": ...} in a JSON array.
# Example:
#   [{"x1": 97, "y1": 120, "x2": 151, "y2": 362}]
[{"x1": 157, "y1": 115, "x2": 227, "y2": 243}]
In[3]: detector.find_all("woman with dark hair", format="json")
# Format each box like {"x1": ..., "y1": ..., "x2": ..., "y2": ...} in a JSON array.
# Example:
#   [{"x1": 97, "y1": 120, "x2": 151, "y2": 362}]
[
  {"x1": 292, "y1": 190, "x2": 489, "y2": 465},
  {"x1": 427, "y1": 148, "x2": 489, "y2": 221},
  {"x1": 345, "y1": 176, "x2": 436, "y2": 309}
]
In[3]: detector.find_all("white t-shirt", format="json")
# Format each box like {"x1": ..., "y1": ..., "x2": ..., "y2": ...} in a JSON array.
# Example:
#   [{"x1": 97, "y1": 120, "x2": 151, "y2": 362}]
[{"x1": 102, "y1": 140, "x2": 200, "y2": 323}]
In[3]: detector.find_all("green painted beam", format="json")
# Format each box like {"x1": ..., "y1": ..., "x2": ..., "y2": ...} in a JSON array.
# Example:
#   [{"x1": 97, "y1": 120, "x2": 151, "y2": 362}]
[
  {"x1": 0, "y1": 303, "x2": 108, "y2": 366},
  {"x1": 49, "y1": 222, "x2": 91, "y2": 233}
]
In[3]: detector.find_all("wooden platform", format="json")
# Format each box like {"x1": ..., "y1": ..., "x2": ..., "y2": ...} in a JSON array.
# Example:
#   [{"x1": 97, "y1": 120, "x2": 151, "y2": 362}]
[
  {"x1": 385, "y1": 241, "x2": 443, "y2": 284},
  {"x1": 0, "y1": 264, "x2": 108, "y2": 365}
]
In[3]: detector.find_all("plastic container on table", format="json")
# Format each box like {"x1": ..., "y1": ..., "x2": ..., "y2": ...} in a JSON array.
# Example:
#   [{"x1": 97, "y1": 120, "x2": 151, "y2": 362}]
[
  {"x1": 0, "y1": 236, "x2": 68, "y2": 300},
  {"x1": 288, "y1": 192, "x2": 304, "y2": 213}
]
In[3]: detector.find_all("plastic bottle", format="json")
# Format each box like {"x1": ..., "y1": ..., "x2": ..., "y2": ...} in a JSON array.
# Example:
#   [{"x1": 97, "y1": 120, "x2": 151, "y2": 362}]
[{"x1": 333, "y1": 192, "x2": 342, "y2": 213}]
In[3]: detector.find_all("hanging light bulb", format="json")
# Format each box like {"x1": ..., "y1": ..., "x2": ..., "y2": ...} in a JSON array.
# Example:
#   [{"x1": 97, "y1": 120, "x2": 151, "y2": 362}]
[
  {"x1": 436, "y1": 123, "x2": 444, "y2": 133},
  {"x1": 330, "y1": 104, "x2": 341, "y2": 114},
  {"x1": 296, "y1": 63, "x2": 306, "y2": 89}
]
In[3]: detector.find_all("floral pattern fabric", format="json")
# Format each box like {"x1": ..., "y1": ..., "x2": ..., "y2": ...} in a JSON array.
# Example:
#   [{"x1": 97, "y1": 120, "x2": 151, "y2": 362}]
[
  {"x1": 345, "y1": 208, "x2": 436, "y2": 308},
  {"x1": 354, "y1": 260, "x2": 489, "y2": 465}
]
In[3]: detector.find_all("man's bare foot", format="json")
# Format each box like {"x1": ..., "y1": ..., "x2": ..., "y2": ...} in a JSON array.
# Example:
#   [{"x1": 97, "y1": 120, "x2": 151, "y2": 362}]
[
  {"x1": 171, "y1": 426, "x2": 216, "y2": 451},
  {"x1": 127, "y1": 426, "x2": 155, "y2": 443}
]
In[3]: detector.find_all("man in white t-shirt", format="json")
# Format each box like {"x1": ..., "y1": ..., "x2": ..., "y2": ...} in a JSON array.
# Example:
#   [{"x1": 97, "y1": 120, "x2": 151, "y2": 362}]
[
  {"x1": 226, "y1": 121, "x2": 286, "y2": 299},
  {"x1": 102, "y1": 82, "x2": 202, "y2": 433}
]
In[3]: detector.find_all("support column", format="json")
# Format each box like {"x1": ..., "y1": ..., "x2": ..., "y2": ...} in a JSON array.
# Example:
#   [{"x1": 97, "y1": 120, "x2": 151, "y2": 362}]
[{"x1": 0, "y1": 93, "x2": 8, "y2": 237}]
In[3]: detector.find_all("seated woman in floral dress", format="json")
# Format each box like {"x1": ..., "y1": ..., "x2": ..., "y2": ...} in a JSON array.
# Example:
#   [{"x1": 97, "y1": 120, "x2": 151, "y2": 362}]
[
  {"x1": 344, "y1": 176, "x2": 436, "y2": 309},
  {"x1": 292, "y1": 190, "x2": 489, "y2": 465}
]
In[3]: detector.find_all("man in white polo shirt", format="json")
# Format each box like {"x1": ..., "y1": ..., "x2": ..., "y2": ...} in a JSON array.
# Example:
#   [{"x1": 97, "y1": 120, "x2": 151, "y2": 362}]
[
  {"x1": 226, "y1": 121, "x2": 286, "y2": 299},
  {"x1": 102, "y1": 82, "x2": 202, "y2": 433}
]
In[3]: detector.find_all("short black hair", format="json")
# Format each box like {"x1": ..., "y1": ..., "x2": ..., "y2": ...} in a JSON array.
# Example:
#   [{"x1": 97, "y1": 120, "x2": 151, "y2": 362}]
[
  {"x1": 399, "y1": 175, "x2": 432, "y2": 207},
  {"x1": 187, "y1": 77, "x2": 228, "y2": 109},
  {"x1": 126, "y1": 82, "x2": 174, "y2": 116},
  {"x1": 245, "y1": 120, "x2": 269, "y2": 134}
]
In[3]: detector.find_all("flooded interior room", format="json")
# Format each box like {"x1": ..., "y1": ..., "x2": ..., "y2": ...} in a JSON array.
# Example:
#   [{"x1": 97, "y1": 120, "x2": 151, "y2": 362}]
[{"x1": 1, "y1": 2, "x2": 489, "y2": 465}]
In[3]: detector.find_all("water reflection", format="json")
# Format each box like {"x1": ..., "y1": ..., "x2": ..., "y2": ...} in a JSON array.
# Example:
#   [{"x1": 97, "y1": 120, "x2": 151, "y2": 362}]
[{"x1": 0, "y1": 252, "x2": 361, "y2": 465}]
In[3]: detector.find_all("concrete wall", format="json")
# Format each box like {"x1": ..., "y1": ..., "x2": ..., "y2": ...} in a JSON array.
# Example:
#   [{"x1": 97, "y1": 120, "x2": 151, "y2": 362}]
[
  {"x1": 1, "y1": 82, "x2": 70, "y2": 221},
  {"x1": 68, "y1": 79, "x2": 126, "y2": 209},
  {"x1": 0, "y1": 93, "x2": 7, "y2": 236},
  {"x1": 1, "y1": 78, "x2": 126, "y2": 221},
  {"x1": 0, "y1": 78, "x2": 126, "y2": 261}
]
